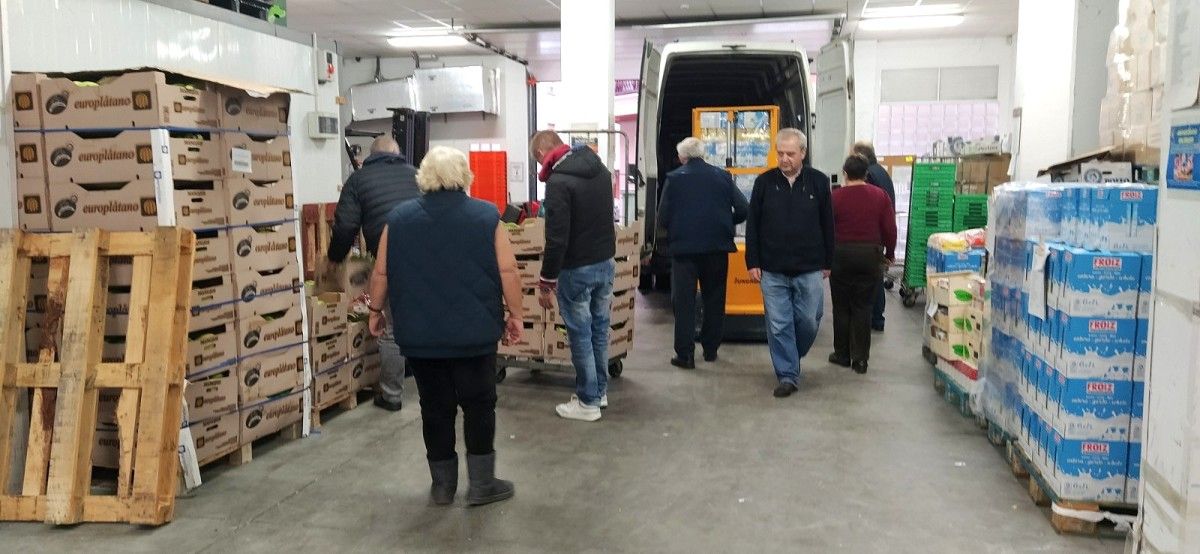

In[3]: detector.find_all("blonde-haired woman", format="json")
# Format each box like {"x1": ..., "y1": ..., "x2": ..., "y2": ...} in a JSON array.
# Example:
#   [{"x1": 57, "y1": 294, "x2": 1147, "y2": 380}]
[{"x1": 367, "y1": 146, "x2": 524, "y2": 506}]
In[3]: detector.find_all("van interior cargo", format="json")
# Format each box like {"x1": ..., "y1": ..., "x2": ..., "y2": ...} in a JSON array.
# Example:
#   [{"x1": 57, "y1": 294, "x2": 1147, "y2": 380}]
[{"x1": 654, "y1": 53, "x2": 810, "y2": 190}]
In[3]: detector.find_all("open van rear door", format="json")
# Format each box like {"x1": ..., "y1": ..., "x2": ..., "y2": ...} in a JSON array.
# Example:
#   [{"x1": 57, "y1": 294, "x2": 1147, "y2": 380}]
[
  {"x1": 811, "y1": 41, "x2": 854, "y2": 183},
  {"x1": 637, "y1": 41, "x2": 663, "y2": 255}
]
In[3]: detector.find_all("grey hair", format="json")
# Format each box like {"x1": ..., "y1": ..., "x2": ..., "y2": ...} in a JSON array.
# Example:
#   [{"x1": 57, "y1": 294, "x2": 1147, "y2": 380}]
[
  {"x1": 776, "y1": 128, "x2": 808, "y2": 151},
  {"x1": 677, "y1": 137, "x2": 705, "y2": 160},
  {"x1": 416, "y1": 146, "x2": 473, "y2": 193}
]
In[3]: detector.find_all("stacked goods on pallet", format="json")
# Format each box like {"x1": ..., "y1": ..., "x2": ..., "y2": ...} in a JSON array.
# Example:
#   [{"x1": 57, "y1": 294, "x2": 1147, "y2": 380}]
[
  {"x1": 983, "y1": 182, "x2": 1156, "y2": 505},
  {"x1": 498, "y1": 219, "x2": 641, "y2": 364},
  {"x1": 1098, "y1": 0, "x2": 1165, "y2": 165},
  {"x1": 955, "y1": 154, "x2": 1011, "y2": 196},
  {"x1": 903, "y1": 162, "x2": 956, "y2": 291},
  {"x1": 307, "y1": 292, "x2": 351, "y2": 409},
  {"x1": 924, "y1": 230, "x2": 990, "y2": 379}
]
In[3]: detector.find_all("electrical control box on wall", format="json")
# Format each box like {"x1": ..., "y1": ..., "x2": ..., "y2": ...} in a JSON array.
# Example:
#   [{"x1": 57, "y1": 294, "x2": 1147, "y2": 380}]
[
  {"x1": 308, "y1": 112, "x2": 340, "y2": 140},
  {"x1": 317, "y1": 50, "x2": 337, "y2": 84}
]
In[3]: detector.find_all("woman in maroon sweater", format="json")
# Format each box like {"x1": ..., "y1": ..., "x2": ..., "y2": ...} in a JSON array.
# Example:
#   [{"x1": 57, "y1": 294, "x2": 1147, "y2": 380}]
[{"x1": 829, "y1": 154, "x2": 897, "y2": 373}]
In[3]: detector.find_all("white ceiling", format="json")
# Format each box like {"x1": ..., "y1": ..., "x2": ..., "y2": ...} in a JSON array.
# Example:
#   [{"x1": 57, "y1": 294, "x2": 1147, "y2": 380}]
[{"x1": 286, "y1": 0, "x2": 1018, "y2": 75}]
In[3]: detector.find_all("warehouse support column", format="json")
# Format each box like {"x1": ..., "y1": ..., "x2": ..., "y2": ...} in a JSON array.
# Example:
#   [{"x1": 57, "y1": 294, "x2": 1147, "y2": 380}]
[
  {"x1": 559, "y1": 0, "x2": 615, "y2": 153},
  {"x1": 0, "y1": 0, "x2": 14, "y2": 229}
]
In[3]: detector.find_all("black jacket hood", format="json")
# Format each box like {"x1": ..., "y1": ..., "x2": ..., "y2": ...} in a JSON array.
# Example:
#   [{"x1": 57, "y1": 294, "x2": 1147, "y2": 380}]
[{"x1": 553, "y1": 145, "x2": 606, "y2": 180}]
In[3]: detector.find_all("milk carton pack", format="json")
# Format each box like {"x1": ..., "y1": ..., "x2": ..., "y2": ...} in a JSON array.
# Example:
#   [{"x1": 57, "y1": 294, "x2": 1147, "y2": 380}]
[
  {"x1": 1086, "y1": 185, "x2": 1158, "y2": 253},
  {"x1": 1130, "y1": 379, "x2": 1145, "y2": 442},
  {"x1": 1026, "y1": 186, "x2": 1065, "y2": 242},
  {"x1": 1053, "y1": 434, "x2": 1128, "y2": 502},
  {"x1": 1056, "y1": 313, "x2": 1137, "y2": 380},
  {"x1": 1060, "y1": 185, "x2": 1085, "y2": 248},
  {"x1": 1125, "y1": 441, "x2": 1142, "y2": 504},
  {"x1": 1134, "y1": 318, "x2": 1149, "y2": 382},
  {"x1": 1054, "y1": 371, "x2": 1132, "y2": 441},
  {"x1": 1139, "y1": 254, "x2": 1153, "y2": 319},
  {"x1": 1059, "y1": 249, "x2": 1142, "y2": 319},
  {"x1": 1046, "y1": 244, "x2": 1069, "y2": 310},
  {"x1": 1041, "y1": 416, "x2": 1057, "y2": 475}
]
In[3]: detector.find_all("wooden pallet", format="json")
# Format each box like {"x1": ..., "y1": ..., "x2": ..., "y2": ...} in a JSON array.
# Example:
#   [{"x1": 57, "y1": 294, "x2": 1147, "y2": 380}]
[
  {"x1": 0, "y1": 229, "x2": 195, "y2": 526},
  {"x1": 310, "y1": 389, "x2": 372, "y2": 430},
  {"x1": 1006, "y1": 441, "x2": 1137, "y2": 537}
]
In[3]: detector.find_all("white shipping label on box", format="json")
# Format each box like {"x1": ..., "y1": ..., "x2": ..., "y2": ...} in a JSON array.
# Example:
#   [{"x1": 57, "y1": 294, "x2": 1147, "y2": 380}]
[{"x1": 231, "y1": 147, "x2": 253, "y2": 173}]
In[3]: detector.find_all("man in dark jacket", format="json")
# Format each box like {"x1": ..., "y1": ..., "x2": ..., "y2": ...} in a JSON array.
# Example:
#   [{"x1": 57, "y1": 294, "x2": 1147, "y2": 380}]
[
  {"x1": 658, "y1": 137, "x2": 749, "y2": 369},
  {"x1": 852, "y1": 141, "x2": 894, "y2": 332},
  {"x1": 328, "y1": 136, "x2": 419, "y2": 412},
  {"x1": 530, "y1": 130, "x2": 617, "y2": 422},
  {"x1": 746, "y1": 128, "x2": 835, "y2": 398}
]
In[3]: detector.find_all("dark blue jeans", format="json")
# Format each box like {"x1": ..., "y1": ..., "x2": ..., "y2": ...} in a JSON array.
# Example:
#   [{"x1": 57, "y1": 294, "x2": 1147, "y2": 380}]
[
  {"x1": 556, "y1": 260, "x2": 615, "y2": 406},
  {"x1": 873, "y1": 280, "x2": 886, "y2": 328}
]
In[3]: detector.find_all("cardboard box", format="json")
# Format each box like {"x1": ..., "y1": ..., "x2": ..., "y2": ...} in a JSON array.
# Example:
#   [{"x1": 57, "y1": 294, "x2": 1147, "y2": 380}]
[
  {"x1": 44, "y1": 130, "x2": 223, "y2": 184},
  {"x1": 16, "y1": 178, "x2": 50, "y2": 231},
  {"x1": 189, "y1": 272, "x2": 237, "y2": 313},
  {"x1": 48, "y1": 178, "x2": 159, "y2": 232},
  {"x1": 544, "y1": 323, "x2": 632, "y2": 362},
  {"x1": 38, "y1": 71, "x2": 219, "y2": 130},
  {"x1": 510, "y1": 291, "x2": 545, "y2": 324},
  {"x1": 351, "y1": 352, "x2": 382, "y2": 391},
  {"x1": 239, "y1": 389, "x2": 304, "y2": 444},
  {"x1": 175, "y1": 180, "x2": 230, "y2": 229},
  {"x1": 225, "y1": 178, "x2": 295, "y2": 224},
  {"x1": 498, "y1": 323, "x2": 545, "y2": 358},
  {"x1": 222, "y1": 133, "x2": 292, "y2": 183},
  {"x1": 185, "y1": 319, "x2": 239, "y2": 377},
  {"x1": 613, "y1": 258, "x2": 640, "y2": 293},
  {"x1": 188, "y1": 411, "x2": 241, "y2": 466},
  {"x1": 217, "y1": 87, "x2": 290, "y2": 135},
  {"x1": 515, "y1": 259, "x2": 542, "y2": 289},
  {"x1": 927, "y1": 272, "x2": 982, "y2": 307},
  {"x1": 193, "y1": 229, "x2": 234, "y2": 280},
  {"x1": 313, "y1": 363, "x2": 353, "y2": 409},
  {"x1": 347, "y1": 320, "x2": 380, "y2": 359},
  {"x1": 15, "y1": 132, "x2": 45, "y2": 179},
  {"x1": 230, "y1": 222, "x2": 302, "y2": 301},
  {"x1": 189, "y1": 298, "x2": 238, "y2": 333},
  {"x1": 1052, "y1": 435, "x2": 1128, "y2": 503},
  {"x1": 237, "y1": 344, "x2": 305, "y2": 404},
  {"x1": 92, "y1": 424, "x2": 120, "y2": 469},
  {"x1": 235, "y1": 303, "x2": 305, "y2": 359},
  {"x1": 927, "y1": 323, "x2": 968, "y2": 362},
  {"x1": 507, "y1": 218, "x2": 545, "y2": 255},
  {"x1": 308, "y1": 292, "x2": 349, "y2": 337},
  {"x1": 310, "y1": 332, "x2": 349, "y2": 374},
  {"x1": 12, "y1": 73, "x2": 47, "y2": 130},
  {"x1": 610, "y1": 289, "x2": 636, "y2": 327},
  {"x1": 930, "y1": 304, "x2": 971, "y2": 334},
  {"x1": 615, "y1": 225, "x2": 643, "y2": 258},
  {"x1": 185, "y1": 370, "x2": 239, "y2": 423}
]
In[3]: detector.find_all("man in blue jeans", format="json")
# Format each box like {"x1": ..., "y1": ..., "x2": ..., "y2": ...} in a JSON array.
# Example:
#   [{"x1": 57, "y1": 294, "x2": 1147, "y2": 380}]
[
  {"x1": 530, "y1": 130, "x2": 617, "y2": 422},
  {"x1": 745, "y1": 128, "x2": 835, "y2": 398}
]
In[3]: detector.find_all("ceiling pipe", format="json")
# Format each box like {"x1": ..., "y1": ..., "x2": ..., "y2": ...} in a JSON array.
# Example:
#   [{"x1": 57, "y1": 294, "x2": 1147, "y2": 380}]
[{"x1": 452, "y1": 12, "x2": 846, "y2": 34}]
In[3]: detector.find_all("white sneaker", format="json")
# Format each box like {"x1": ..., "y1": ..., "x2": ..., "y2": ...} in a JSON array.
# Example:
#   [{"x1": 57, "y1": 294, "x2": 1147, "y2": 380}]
[
  {"x1": 599, "y1": 394, "x2": 609, "y2": 409},
  {"x1": 556, "y1": 395, "x2": 601, "y2": 422}
]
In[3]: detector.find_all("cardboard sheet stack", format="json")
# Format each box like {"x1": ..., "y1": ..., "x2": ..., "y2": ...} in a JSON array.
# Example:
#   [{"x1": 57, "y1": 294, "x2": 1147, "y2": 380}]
[
  {"x1": 499, "y1": 219, "x2": 641, "y2": 365},
  {"x1": 1098, "y1": 0, "x2": 1166, "y2": 163},
  {"x1": 12, "y1": 69, "x2": 303, "y2": 467},
  {"x1": 982, "y1": 182, "x2": 1157, "y2": 504}
]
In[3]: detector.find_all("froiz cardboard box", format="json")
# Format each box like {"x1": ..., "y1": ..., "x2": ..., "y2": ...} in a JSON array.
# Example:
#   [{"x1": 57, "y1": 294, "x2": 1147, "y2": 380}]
[
  {"x1": 16, "y1": 178, "x2": 49, "y2": 231},
  {"x1": 187, "y1": 411, "x2": 240, "y2": 466},
  {"x1": 223, "y1": 133, "x2": 292, "y2": 183},
  {"x1": 230, "y1": 221, "x2": 301, "y2": 303},
  {"x1": 12, "y1": 73, "x2": 47, "y2": 130},
  {"x1": 235, "y1": 303, "x2": 305, "y2": 360},
  {"x1": 313, "y1": 363, "x2": 353, "y2": 410},
  {"x1": 39, "y1": 71, "x2": 219, "y2": 130},
  {"x1": 239, "y1": 389, "x2": 304, "y2": 444},
  {"x1": 185, "y1": 370, "x2": 239, "y2": 423},
  {"x1": 218, "y1": 87, "x2": 290, "y2": 135},
  {"x1": 350, "y1": 352, "x2": 382, "y2": 392},
  {"x1": 237, "y1": 343, "x2": 305, "y2": 404},
  {"x1": 15, "y1": 132, "x2": 45, "y2": 179},
  {"x1": 44, "y1": 130, "x2": 224, "y2": 184},
  {"x1": 225, "y1": 178, "x2": 295, "y2": 225}
]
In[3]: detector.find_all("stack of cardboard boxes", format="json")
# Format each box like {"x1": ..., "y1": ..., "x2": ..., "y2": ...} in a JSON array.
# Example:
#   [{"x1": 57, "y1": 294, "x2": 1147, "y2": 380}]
[
  {"x1": 925, "y1": 272, "x2": 988, "y2": 378},
  {"x1": 1098, "y1": 0, "x2": 1165, "y2": 163},
  {"x1": 306, "y1": 291, "x2": 383, "y2": 412},
  {"x1": 955, "y1": 154, "x2": 1012, "y2": 196},
  {"x1": 12, "y1": 69, "x2": 301, "y2": 467},
  {"x1": 499, "y1": 219, "x2": 641, "y2": 365},
  {"x1": 985, "y1": 182, "x2": 1157, "y2": 504}
]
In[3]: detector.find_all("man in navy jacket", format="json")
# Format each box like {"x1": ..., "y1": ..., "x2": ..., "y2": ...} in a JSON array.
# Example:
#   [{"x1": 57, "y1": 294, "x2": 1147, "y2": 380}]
[{"x1": 658, "y1": 137, "x2": 749, "y2": 369}]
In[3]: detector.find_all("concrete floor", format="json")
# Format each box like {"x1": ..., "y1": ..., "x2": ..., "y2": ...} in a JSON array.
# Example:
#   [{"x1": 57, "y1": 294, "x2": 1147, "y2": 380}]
[{"x1": 2, "y1": 290, "x2": 1125, "y2": 553}]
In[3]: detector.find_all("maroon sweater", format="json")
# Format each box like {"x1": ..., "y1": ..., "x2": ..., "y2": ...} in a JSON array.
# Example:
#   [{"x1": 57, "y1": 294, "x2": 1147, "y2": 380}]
[{"x1": 832, "y1": 183, "x2": 898, "y2": 260}]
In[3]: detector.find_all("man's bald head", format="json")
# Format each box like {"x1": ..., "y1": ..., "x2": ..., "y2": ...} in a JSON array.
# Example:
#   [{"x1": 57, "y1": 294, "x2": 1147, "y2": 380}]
[{"x1": 371, "y1": 136, "x2": 401, "y2": 155}]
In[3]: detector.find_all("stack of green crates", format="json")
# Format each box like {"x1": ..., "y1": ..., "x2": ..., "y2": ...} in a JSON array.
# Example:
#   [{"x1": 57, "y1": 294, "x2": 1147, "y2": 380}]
[
  {"x1": 904, "y1": 162, "x2": 957, "y2": 290},
  {"x1": 952, "y1": 194, "x2": 989, "y2": 231}
]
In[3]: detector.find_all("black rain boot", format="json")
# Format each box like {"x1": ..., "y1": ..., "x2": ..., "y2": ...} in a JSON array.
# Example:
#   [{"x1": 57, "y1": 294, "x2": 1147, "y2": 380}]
[
  {"x1": 466, "y1": 452, "x2": 514, "y2": 507},
  {"x1": 428, "y1": 457, "x2": 458, "y2": 506}
]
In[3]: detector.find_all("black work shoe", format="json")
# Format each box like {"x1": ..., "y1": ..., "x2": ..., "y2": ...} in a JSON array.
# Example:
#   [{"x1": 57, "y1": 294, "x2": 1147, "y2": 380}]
[
  {"x1": 852, "y1": 360, "x2": 869, "y2": 374},
  {"x1": 773, "y1": 383, "x2": 798, "y2": 398},
  {"x1": 872, "y1": 324, "x2": 886, "y2": 333},
  {"x1": 703, "y1": 351, "x2": 718, "y2": 362},
  {"x1": 828, "y1": 353, "x2": 851, "y2": 367},
  {"x1": 670, "y1": 357, "x2": 696, "y2": 370},
  {"x1": 374, "y1": 396, "x2": 403, "y2": 412}
]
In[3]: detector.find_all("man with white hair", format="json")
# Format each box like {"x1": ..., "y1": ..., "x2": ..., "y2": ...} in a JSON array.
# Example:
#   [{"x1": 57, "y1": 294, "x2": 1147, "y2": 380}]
[
  {"x1": 657, "y1": 137, "x2": 749, "y2": 369},
  {"x1": 745, "y1": 128, "x2": 835, "y2": 398}
]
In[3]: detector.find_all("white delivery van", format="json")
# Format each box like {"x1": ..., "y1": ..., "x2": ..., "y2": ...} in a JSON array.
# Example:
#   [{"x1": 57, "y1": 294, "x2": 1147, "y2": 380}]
[{"x1": 634, "y1": 40, "x2": 851, "y2": 336}]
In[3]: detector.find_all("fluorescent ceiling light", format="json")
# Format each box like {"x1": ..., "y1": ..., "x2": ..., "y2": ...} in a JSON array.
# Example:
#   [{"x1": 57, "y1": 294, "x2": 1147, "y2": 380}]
[
  {"x1": 387, "y1": 34, "x2": 469, "y2": 48},
  {"x1": 859, "y1": 14, "x2": 965, "y2": 31},
  {"x1": 862, "y1": 3, "x2": 963, "y2": 18}
]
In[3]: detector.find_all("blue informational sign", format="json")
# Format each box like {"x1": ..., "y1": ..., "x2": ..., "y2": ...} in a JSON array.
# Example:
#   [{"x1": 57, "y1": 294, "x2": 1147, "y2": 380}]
[{"x1": 1167, "y1": 124, "x2": 1200, "y2": 190}]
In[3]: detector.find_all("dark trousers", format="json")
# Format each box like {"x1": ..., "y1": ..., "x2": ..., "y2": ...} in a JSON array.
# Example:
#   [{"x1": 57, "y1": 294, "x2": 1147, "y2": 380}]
[
  {"x1": 409, "y1": 354, "x2": 498, "y2": 462},
  {"x1": 671, "y1": 252, "x2": 730, "y2": 360},
  {"x1": 872, "y1": 280, "x2": 886, "y2": 328},
  {"x1": 831, "y1": 243, "x2": 884, "y2": 362}
]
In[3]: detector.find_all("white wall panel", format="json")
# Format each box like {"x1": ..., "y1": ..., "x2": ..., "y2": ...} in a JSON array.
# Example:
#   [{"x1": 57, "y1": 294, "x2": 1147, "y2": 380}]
[{"x1": 9, "y1": 0, "x2": 313, "y2": 94}]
